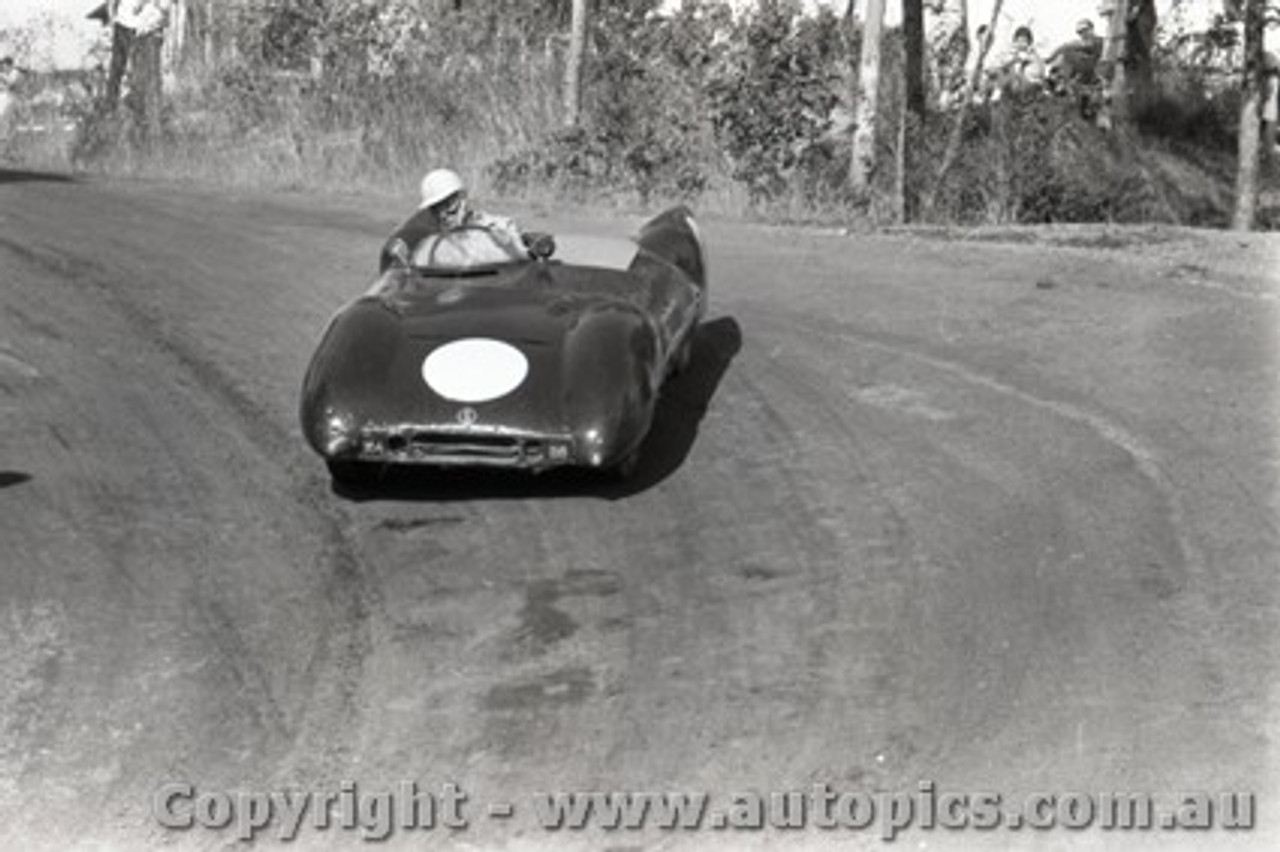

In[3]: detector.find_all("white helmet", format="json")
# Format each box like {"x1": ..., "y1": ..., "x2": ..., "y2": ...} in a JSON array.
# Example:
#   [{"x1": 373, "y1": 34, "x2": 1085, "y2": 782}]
[{"x1": 419, "y1": 168, "x2": 465, "y2": 209}]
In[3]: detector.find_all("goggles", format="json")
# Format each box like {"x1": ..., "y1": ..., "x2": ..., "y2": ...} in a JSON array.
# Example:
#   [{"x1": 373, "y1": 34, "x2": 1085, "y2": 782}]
[{"x1": 433, "y1": 192, "x2": 465, "y2": 217}]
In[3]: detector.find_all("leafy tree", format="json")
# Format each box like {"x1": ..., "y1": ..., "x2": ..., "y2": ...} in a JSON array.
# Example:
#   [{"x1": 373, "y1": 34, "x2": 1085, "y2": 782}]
[{"x1": 707, "y1": 0, "x2": 847, "y2": 200}]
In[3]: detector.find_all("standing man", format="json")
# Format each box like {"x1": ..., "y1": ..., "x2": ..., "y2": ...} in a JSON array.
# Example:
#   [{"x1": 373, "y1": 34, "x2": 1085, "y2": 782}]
[
  {"x1": 100, "y1": 0, "x2": 171, "y2": 142},
  {"x1": 1263, "y1": 51, "x2": 1279, "y2": 168},
  {"x1": 0, "y1": 56, "x2": 25, "y2": 154},
  {"x1": 99, "y1": 1, "x2": 130, "y2": 113},
  {"x1": 118, "y1": 0, "x2": 172, "y2": 144},
  {"x1": 1047, "y1": 19, "x2": 1104, "y2": 86}
]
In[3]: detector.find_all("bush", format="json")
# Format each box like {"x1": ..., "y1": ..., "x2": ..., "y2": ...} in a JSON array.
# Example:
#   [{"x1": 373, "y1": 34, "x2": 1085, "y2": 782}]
[
  {"x1": 51, "y1": 0, "x2": 1265, "y2": 228},
  {"x1": 914, "y1": 91, "x2": 1215, "y2": 226},
  {"x1": 706, "y1": 1, "x2": 851, "y2": 202},
  {"x1": 492, "y1": 1, "x2": 724, "y2": 204}
]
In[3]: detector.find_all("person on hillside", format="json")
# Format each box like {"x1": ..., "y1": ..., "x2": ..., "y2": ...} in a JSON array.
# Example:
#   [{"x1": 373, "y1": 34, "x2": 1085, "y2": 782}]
[
  {"x1": 1044, "y1": 19, "x2": 1106, "y2": 119},
  {"x1": 990, "y1": 26, "x2": 1046, "y2": 99},
  {"x1": 1047, "y1": 19, "x2": 1104, "y2": 87},
  {"x1": 382, "y1": 169, "x2": 552, "y2": 270},
  {"x1": 1264, "y1": 51, "x2": 1279, "y2": 165},
  {"x1": 0, "y1": 57, "x2": 23, "y2": 145},
  {"x1": 99, "y1": 0, "x2": 130, "y2": 113}
]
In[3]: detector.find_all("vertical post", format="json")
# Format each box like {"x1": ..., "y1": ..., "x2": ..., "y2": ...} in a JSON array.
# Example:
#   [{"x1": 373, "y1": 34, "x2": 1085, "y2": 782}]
[
  {"x1": 923, "y1": 0, "x2": 1001, "y2": 215},
  {"x1": 850, "y1": 0, "x2": 888, "y2": 192},
  {"x1": 900, "y1": 0, "x2": 925, "y2": 222},
  {"x1": 170, "y1": 0, "x2": 186, "y2": 70},
  {"x1": 1232, "y1": 0, "x2": 1265, "y2": 231},
  {"x1": 163, "y1": 0, "x2": 185, "y2": 89},
  {"x1": 203, "y1": 0, "x2": 214, "y2": 69},
  {"x1": 1262, "y1": 61, "x2": 1278, "y2": 171},
  {"x1": 902, "y1": 0, "x2": 925, "y2": 119},
  {"x1": 563, "y1": 0, "x2": 588, "y2": 128},
  {"x1": 1099, "y1": 0, "x2": 1130, "y2": 129}
]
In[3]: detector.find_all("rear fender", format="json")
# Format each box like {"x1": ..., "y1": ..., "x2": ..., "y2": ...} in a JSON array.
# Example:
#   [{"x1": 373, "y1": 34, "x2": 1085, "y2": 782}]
[{"x1": 637, "y1": 205, "x2": 706, "y2": 292}]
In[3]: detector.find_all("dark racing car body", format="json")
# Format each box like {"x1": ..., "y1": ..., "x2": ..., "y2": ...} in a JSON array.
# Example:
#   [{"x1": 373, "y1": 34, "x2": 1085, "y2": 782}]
[{"x1": 300, "y1": 206, "x2": 707, "y2": 484}]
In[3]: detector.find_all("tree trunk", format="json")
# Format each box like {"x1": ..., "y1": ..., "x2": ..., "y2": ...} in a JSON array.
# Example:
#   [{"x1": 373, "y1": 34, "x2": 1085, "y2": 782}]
[
  {"x1": 563, "y1": 0, "x2": 588, "y2": 128},
  {"x1": 850, "y1": 0, "x2": 888, "y2": 192},
  {"x1": 929, "y1": 0, "x2": 968, "y2": 109},
  {"x1": 103, "y1": 22, "x2": 133, "y2": 114},
  {"x1": 1232, "y1": 0, "x2": 1265, "y2": 231},
  {"x1": 203, "y1": 0, "x2": 215, "y2": 69},
  {"x1": 902, "y1": 0, "x2": 925, "y2": 119},
  {"x1": 899, "y1": 0, "x2": 925, "y2": 221},
  {"x1": 168, "y1": 0, "x2": 186, "y2": 73},
  {"x1": 1127, "y1": 0, "x2": 1157, "y2": 114},
  {"x1": 1100, "y1": 0, "x2": 1131, "y2": 129},
  {"x1": 135, "y1": 29, "x2": 165, "y2": 147},
  {"x1": 924, "y1": 0, "x2": 1002, "y2": 214}
]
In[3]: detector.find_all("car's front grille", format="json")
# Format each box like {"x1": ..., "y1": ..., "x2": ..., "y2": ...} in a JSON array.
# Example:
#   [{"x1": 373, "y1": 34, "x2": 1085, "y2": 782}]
[{"x1": 363, "y1": 429, "x2": 572, "y2": 469}]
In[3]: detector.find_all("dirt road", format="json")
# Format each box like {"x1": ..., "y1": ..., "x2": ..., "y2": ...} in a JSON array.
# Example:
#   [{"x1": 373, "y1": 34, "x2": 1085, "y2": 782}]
[{"x1": 1, "y1": 169, "x2": 1277, "y2": 850}]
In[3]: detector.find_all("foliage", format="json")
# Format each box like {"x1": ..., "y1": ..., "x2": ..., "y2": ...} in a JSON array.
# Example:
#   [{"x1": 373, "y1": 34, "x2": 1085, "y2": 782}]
[
  {"x1": 705, "y1": 1, "x2": 852, "y2": 201},
  {"x1": 493, "y1": 1, "x2": 727, "y2": 203},
  {"x1": 912, "y1": 84, "x2": 1239, "y2": 227},
  {"x1": 39, "y1": 0, "x2": 1274, "y2": 228}
]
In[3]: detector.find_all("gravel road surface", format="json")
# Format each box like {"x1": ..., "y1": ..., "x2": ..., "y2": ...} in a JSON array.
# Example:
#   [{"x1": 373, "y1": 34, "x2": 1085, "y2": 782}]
[{"x1": 1, "y1": 169, "x2": 1277, "y2": 850}]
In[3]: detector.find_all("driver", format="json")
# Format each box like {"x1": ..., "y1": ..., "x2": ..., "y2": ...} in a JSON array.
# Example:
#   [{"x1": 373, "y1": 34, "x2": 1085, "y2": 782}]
[{"x1": 382, "y1": 168, "x2": 550, "y2": 269}]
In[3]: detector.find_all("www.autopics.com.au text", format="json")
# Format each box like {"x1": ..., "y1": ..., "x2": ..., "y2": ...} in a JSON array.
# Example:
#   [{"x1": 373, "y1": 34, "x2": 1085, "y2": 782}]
[{"x1": 151, "y1": 779, "x2": 1257, "y2": 842}]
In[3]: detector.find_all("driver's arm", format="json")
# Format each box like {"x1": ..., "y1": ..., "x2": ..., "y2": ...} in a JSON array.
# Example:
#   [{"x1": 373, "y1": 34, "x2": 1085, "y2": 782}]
[
  {"x1": 476, "y1": 212, "x2": 538, "y2": 260},
  {"x1": 521, "y1": 231, "x2": 556, "y2": 259},
  {"x1": 379, "y1": 207, "x2": 440, "y2": 271}
]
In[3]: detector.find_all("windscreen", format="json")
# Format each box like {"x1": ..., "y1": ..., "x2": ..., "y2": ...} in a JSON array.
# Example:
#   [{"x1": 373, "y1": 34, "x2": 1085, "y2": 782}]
[{"x1": 411, "y1": 228, "x2": 527, "y2": 271}]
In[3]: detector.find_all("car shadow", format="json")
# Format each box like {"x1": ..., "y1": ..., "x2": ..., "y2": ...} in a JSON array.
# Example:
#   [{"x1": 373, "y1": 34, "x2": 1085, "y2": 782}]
[
  {"x1": 330, "y1": 315, "x2": 743, "y2": 503},
  {"x1": 0, "y1": 168, "x2": 77, "y2": 185},
  {"x1": 0, "y1": 471, "x2": 33, "y2": 489}
]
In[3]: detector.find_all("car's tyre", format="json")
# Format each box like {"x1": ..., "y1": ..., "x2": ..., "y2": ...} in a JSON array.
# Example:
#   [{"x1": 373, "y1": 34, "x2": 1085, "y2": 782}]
[
  {"x1": 605, "y1": 448, "x2": 641, "y2": 481},
  {"x1": 327, "y1": 459, "x2": 382, "y2": 487},
  {"x1": 670, "y1": 330, "x2": 695, "y2": 376}
]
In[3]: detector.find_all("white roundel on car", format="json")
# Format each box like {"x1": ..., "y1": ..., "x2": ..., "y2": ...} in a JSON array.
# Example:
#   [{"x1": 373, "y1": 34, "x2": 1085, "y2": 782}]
[{"x1": 421, "y1": 338, "x2": 529, "y2": 403}]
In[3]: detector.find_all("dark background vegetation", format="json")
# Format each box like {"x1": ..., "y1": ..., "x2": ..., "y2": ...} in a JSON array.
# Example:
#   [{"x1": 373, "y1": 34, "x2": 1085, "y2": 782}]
[{"x1": 4, "y1": 0, "x2": 1277, "y2": 227}]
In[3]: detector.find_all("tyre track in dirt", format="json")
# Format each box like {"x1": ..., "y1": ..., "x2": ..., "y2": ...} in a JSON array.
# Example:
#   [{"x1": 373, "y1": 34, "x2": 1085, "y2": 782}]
[{"x1": 1, "y1": 174, "x2": 1277, "y2": 851}]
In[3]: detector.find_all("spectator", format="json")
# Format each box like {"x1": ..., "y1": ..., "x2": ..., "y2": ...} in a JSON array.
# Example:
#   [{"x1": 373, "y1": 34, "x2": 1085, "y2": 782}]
[
  {"x1": 98, "y1": 0, "x2": 170, "y2": 143},
  {"x1": 118, "y1": 0, "x2": 172, "y2": 142},
  {"x1": 99, "y1": 1, "x2": 130, "y2": 113},
  {"x1": 990, "y1": 25, "x2": 1046, "y2": 99},
  {"x1": 0, "y1": 56, "x2": 22, "y2": 150},
  {"x1": 1047, "y1": 19, "x2": 1104, "y2": 87},
  {"x1": 1264, "y1": 51, "x2": 1279, "y2": 165},
  {"x1": 1043, "y1": 19, "x2": 1106, "y2": 120}
]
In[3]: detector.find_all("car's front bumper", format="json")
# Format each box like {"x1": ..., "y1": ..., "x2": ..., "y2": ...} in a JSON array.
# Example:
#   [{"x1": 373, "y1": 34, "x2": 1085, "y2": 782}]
[{"x1": 334, "y1": 423, "x2": 583, "y2": 473}]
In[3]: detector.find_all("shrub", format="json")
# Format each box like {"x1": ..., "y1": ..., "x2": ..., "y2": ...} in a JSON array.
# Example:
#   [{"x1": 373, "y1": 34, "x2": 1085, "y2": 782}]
[{"x1": 705, "y1": 1, "x2": 851, "y2": 202}]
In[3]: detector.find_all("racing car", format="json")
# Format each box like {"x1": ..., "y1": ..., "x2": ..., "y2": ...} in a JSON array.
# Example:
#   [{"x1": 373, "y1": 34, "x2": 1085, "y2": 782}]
[{"x1": 299, "y1": 206, "x2": 707, "y2": 485}]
